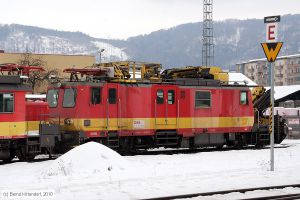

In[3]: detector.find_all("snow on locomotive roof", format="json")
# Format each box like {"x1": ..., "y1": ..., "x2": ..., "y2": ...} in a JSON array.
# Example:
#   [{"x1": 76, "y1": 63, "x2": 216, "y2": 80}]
[
  {"x1": 228, "y1": 72, "x2": 257, "y2": 86},
  {"x1": 25, "y1": 94, "x2": 46, "y2": 99}
]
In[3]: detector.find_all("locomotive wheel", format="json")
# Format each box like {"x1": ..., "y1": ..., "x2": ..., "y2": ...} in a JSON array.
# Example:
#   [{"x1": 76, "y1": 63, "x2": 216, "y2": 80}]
[
  {"x1": 255, "y1": 142, "x2": 264, "y2": 149},
  {"x1": 2, "y1": 150, "x2": 16, "y2": 163},
  {"x1": 233, "y1": 141, "x2": 243, "y2": 149},
  {"x1": 16, "y1": 147, "x2": 36, "y2": 162}
]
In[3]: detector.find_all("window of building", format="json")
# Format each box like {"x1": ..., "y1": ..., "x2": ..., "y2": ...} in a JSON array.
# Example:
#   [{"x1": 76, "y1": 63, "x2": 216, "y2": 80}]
[
  {"x1": 63, "y1": 88, "x2": 77, "y2": 108},
  {"x1": 157, "y1": 90, "x2": 164, "y2": 104},
  {"x1": 108, "y1": 88, "x2": 117, "y2": 104},
  {"x1": 195, "y1": 91, "x2": 211, "y2": 108},
  {"x1": 0, "y1": 93, "x2": 14, "y2": 113},
  {"x1": 47, "y1": 89, "x2": 59, "y2": 108},
  {"x1": 240, "y1": 91, "x2": 248, "y2": 105},
  {"x1": 168, "y1": 90, "x2": 175, "y2": 104},
  {"x1": 91, "y1": 87, "x2": 101, "y2": 104}
]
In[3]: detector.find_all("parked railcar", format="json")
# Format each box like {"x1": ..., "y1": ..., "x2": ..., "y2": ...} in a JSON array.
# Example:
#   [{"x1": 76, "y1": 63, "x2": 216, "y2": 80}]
[
  {"x1": 0, "y1": 75, "x2": 30, "y2": 162},
  {"x1": 46, "y1": 62, "x2": 286, "y2": 152},
  {"x1": 0, "y1": 64, "x2": 58, "y2": 162},
  {"x1": 0, "y1": 62, "x2": 287, "y2": 163}
]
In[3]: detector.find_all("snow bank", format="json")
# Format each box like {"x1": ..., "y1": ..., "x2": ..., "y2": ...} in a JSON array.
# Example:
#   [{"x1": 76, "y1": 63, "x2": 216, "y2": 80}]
[{"x1": 42, "y1": 142, "x2": 130, "y2": 177}]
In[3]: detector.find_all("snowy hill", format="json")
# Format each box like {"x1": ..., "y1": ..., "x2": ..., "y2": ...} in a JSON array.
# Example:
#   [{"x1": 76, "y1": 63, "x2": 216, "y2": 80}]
[
  {"x1": 1, "y1": 14, "x2": 300, "y2": 68},
  {"x1": 0, "y1": 24, "x2": 129, "y2": 62},
  {"x1": 117, "y1": 14, "x2": 300, "y2": 69}
]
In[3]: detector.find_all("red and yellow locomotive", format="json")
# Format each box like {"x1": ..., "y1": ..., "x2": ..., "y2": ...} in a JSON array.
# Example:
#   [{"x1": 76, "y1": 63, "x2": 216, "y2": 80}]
[
  {"x1": 0, "y1": 61, "x2": 286, "y2": 162},
  {"x1": 0, "y1": 64, "x2": 55, "y2": 162},
  {"x1": 46, "y1": 62, "x2": 286, "y2": 152}
]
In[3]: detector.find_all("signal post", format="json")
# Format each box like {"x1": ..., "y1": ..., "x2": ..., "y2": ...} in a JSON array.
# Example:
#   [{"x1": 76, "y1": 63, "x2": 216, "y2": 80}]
[{"x1": 261, "y1": 15, "x2": 283, "y2": 171}]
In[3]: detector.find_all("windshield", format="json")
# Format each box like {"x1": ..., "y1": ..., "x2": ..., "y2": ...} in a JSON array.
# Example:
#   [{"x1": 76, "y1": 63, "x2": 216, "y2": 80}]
[
  {"x1": 47, "y1": 89, "x2": 59, "y2": 108},
  {"x1": 63, "y1": 88, "x2": 77, "y2": 108},
  {"x1": 0, "y1": 93, "x2": 14, "y2": 113}
]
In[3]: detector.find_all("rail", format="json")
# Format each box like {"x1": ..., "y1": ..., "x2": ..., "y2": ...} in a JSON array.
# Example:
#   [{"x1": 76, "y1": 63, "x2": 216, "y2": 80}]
[
  {"x1": 241, "y1": 193, "x2": 300, "y2": 200},
  {"x1": 141, "y1": 184, "x2": 300, "y2": 200}
]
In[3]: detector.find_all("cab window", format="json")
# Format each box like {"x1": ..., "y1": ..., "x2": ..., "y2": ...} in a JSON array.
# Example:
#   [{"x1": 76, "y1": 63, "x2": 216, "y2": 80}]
[
  {"x1": 63, "y1": 88, "x2": 77, "y2": 108},
  {"x1": 240, "y1": 91, "x2": 248, "y2": 105},
  {"x1": 47, "y1": 89, "x2": 59, "y2": 108},
  {"x1": 157, "y1": 90, "x2": 164, "y2": 104},
  {"x1": 195, "y1": 91, "x2": 211, "y2": 108},
  {"x1": 108, "y1": 88, "x2": 117, "y2": 104},
  {"x1": 91, "y1": 87, "x2": 101, "y2": 104},
  {"x1": 168, "y1": 90, "x2": 175, "y2": 104},
  {"x1": 0, "y1": 93, "x2": 14, "y2": 113}
]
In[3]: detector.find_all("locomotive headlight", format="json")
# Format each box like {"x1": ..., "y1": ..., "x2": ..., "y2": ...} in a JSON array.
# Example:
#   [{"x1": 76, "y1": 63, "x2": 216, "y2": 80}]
[
  {"x1": 64, "y1": 118, "x2": 73, "y2": 125},
  {"x1": 84, "y1": 120, "x2": 91, "y2": 127}
]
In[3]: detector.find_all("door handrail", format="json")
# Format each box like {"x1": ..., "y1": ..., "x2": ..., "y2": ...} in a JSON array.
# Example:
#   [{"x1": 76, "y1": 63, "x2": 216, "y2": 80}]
[
  {"x1": 165, "y1": 98, "x2": 168, "y2": 124},
  {"x1": 177, "y1": 99, "x2": 179, "y2": 129},
  {"x1": 154, "y1": 99, "x2": 157, "y2": 127},
  {"x1": 106, "y1": 98, "x2": 109, "y2": 130}
]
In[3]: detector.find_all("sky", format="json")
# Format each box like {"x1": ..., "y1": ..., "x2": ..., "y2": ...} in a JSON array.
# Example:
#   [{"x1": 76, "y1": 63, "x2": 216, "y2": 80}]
[{"x1": 1, "y1": 0, "x2": 300, "y2": 39}]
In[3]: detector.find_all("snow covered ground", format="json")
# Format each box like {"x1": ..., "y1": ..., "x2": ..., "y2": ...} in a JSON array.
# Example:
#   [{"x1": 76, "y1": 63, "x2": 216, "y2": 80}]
[{"x1": 0, "y1": 140, "x2": 300, "y2": 200}]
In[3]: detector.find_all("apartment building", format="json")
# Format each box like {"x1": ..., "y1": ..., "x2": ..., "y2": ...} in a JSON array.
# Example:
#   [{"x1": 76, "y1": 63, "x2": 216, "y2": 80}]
[{"x1": 236, "y1": 54, "x2": 300, "y2": 86}]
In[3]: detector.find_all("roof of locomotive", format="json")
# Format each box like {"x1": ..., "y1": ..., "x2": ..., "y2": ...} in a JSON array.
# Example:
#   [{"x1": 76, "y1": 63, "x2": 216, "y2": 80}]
[
  {"x1": 50, "y1": 64, "x2": 257, "y2": 89},
  {"x1": 0, "y1": 75, "x2": 32, "y2": 91},
  {"x1": 49, "y1": 78, "x2": 254, "y2": 90},
  {"x1": 0, "y1": 75, "x2": 22, "y2": 84}
]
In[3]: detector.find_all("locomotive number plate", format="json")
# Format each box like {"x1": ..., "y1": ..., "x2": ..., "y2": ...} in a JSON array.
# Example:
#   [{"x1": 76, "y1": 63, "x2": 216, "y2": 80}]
[{"x1": 133, "y1": 120, "x2": 145, "y2": 129}]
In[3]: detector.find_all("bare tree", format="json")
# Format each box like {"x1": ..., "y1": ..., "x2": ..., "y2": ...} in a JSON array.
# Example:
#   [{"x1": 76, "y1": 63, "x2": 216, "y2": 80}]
[
  {"x1": 18, "y1": 52, "x2": 45, "y2": 66},
  {"x1": 18, "y1": 52, "x2": 59, "y2": 93}
]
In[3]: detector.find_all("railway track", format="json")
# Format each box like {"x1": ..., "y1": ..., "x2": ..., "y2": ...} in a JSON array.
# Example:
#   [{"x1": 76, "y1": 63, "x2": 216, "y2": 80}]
[
  {"x1": 241, "y1": 193, "x2": 300, "y2": 200},
  {"x1": 141, "y1": 184, "x2": 300, "y2": 200},
  {"x1": 131, "y1": 144, "x2": 291, "y2": 156},
  {"x1": 0, "y1": 144, "x2": 291, "y2": 165}
]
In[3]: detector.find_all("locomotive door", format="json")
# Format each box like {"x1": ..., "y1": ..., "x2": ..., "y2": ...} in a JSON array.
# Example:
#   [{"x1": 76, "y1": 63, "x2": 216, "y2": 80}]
[
  {"x1": 154, "y1": 86, "x2": 177, "y2": 126},
  {"x1": 106, "y1": 85, "x2": 119, "y2": 131},
  {"x1": 90, "y1": 87, "x2": 105, "y2": 130}
]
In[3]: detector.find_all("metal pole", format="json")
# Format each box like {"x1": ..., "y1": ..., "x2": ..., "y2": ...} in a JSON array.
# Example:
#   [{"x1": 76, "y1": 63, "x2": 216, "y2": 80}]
[
  {"x1": 99, "y1": 49, "x2": 105, "y2": 64},
  {"x1": 100, "y1": 52, "x2": 102, "y2": 64},
  {"x1": 270, "y1": 62, "x2": 275, "y2": 171},
  {"x1": 268, "y1": 62, "x2": 271, "y2": 85}
]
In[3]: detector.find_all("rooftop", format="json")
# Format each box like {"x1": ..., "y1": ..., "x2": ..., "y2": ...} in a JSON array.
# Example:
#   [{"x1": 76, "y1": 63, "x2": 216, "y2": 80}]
[
  {"x1": 237, "y1": 53, "x2": 300, "y2": 65},
  {"x1": 265, "y1": 85, "x2": 300, "y2": 100}
]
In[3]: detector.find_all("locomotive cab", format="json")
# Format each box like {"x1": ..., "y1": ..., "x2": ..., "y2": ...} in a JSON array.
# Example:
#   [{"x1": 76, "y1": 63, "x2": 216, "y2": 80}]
[
  {"x1": 0, "y1": 64, "x2": 59, "y2": 162},
  {"x1": 47, "y1": 83, "x2": 121, "y2": 150},
  {"x1": 0, "y1": 75, "x2": 31, "y2": 162}
]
